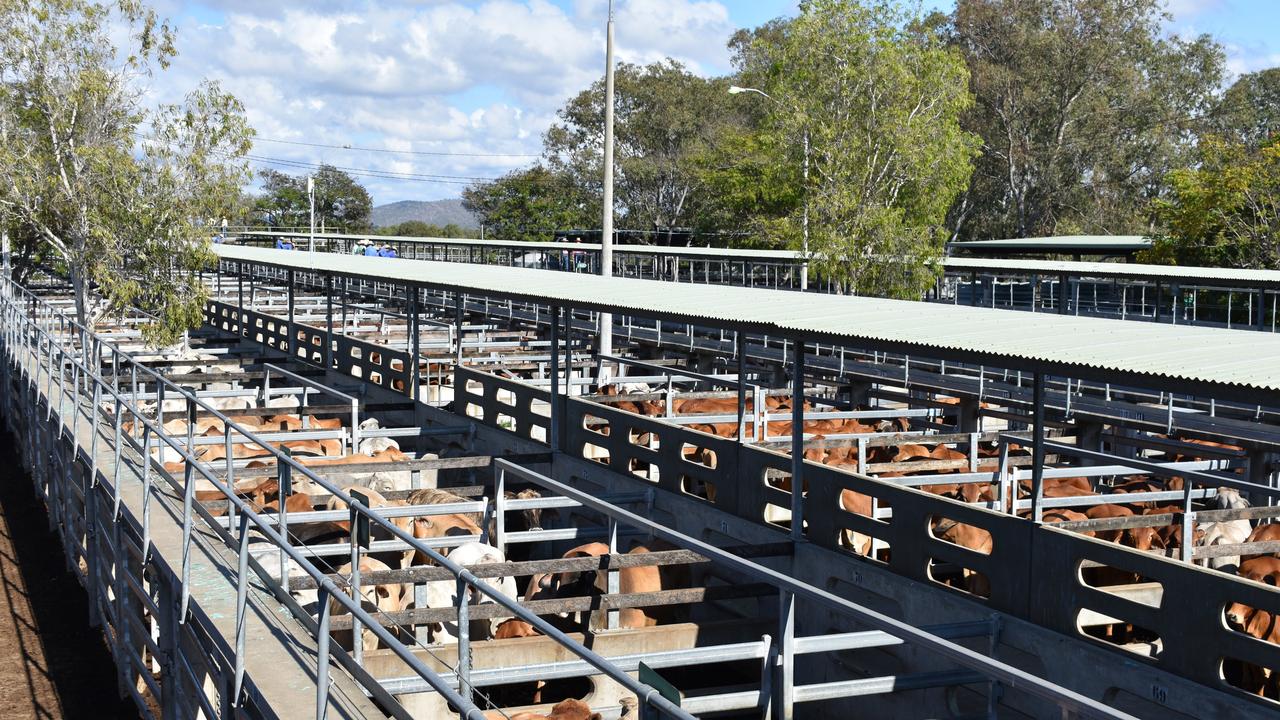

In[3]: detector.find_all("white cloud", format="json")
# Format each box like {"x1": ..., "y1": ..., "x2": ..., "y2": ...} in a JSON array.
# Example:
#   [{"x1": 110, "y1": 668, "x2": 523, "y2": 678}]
[{"x1": 143, "y1": 0, "x2": 738, "y2": 205}]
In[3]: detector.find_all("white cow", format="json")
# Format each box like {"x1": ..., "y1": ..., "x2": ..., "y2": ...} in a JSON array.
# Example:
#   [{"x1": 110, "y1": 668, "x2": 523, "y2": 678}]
[
  {"x1": 358, "y1": 417, "x2": 401, "y2": 455},
  {"x1": 1197, "y1": 487, "x2": 1253, "y2": 573},
  {"x1": 419, "y1": 542, "x2": 518, "y2": 644}
]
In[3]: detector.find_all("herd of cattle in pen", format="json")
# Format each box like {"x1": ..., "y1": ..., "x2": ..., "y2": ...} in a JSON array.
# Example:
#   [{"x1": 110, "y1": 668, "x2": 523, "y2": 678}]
[
  {"x1": 117, "y1": 345, "x2": 1280, "y2": 708},
  {"x1": 594, "y1": 383, "x2": 1280, "y2": 697}
]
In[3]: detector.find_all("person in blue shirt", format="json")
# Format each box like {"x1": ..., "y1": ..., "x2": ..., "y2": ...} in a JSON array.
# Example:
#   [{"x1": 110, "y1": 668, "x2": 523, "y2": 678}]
[
  {"x1": 363, "y1": 243, "x2": 379, "y2": 257},
  {"x1": 378, "y1": 245, "x2": 398, "y2": 258},
  {"x1": 274, "y1": 238, "x2": 286, "y2": 249},
  {"x1": 281, "y1": 240, "x2": 294, "y2": 250}
]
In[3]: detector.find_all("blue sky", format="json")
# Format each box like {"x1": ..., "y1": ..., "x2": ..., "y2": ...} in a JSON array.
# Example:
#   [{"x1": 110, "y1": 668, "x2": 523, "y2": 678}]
[{"x1": 148, "y1": 1, "x2": 1280, "y2": 206}]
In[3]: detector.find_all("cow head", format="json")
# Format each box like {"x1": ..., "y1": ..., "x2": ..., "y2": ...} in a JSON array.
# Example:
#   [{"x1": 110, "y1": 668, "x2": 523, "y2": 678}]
[{"x1": 1226, "y1": 600, "x2": 1255, "y2": 629}]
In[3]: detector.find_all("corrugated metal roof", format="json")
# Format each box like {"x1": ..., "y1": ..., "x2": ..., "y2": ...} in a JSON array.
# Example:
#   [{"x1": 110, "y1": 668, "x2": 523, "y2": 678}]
[
  {"x1": 945, "y1": 257, "x2": 1280, "y2": 286},
  {"x1": 215, "y1": 244, "x2": 1280, "y2": 400},
  {"x1": 239, "y1": 231, "x2": 1280, "y2": 288},
  {"x1": 949, "y1": 235, "x2": 1151, "y2": 251}
]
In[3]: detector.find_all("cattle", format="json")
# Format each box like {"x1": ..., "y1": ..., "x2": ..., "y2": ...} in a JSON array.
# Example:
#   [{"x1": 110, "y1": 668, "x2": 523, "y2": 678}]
[
  {"x1": 417, "y1": 542, "x2": 518, "y2": 644},
  {"x1": 526, "y1": 542, "x2": 661, "y2": 631},
  {"x1": 328, "y1": 557, "x2": 408, "y2": 653},
  {"x1": 357, "y1": 417, "x2": 402, "y2": 456},
  {"x1": 1198, "y1": 488, "x2": 1253, "y2": 573},
  {"x1": 839, "y1": 490, "x2": 874, "y2": 556},
  {"x1": 504, "y1": 699, "x2": 602, "y2": 720},
  {"x1": 494, "y1": 619, "x2": 540, "y2": 639},
  {"x1": 406, "y1": 488, "x2": 483, "y2": 564},
  {"x1": 1224, "y1": 557, "x2": 1280, "y2": 697},
  {"x1": 1083, "y1": 504, "x2": 1134, "y2": 544},
  {"x1": 931, "y1": 517, "x2": 992, "y2": 597},
  {"x1": 295, "y1": 448, "x2": 415, "y2": 496},
  {"x1": 1243, "y1": 523, "x2": 1280, "y2": 563}
]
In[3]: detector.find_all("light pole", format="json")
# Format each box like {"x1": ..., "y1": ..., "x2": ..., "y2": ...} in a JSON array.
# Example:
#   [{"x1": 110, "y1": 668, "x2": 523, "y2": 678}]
[
  {"x1": 729, "y1": 85, "x2": 809, "y2": 291},
  {"x1": 598, "y1": 0, "x2": 616, "y2": 377},
  {"x1": 307, "y1": 175, "x2": 316, "y2": 253}
]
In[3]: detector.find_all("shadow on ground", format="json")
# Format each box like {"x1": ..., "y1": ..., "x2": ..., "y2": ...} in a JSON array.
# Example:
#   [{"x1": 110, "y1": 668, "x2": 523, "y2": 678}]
[{"x1": 0, "y1": 429, "x2": 139, "y2": 719}]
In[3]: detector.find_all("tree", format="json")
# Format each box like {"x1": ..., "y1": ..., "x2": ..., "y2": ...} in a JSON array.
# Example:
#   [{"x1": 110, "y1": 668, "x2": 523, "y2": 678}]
[
  {"x1": 376, "y1": 220, "x2": 472, "y2": 238},
  {"x1": 254, "y1": 164, "x2": 372, "y2": 231},
  {"x1": 1211, "y1": 67, "x2": 1280, "y2": 150},
  {"x1": 0, "y1": 0, "x2": 253, "y2": 343},
  {"x1": 543, "y1": 60, "x2": 736, "y2": 244},
  {"x1": 461, "y1": 165, "x2": 593, "y2": 242},
  {"x1": 1143, "y1": 136, "x2": 1280, "y2": 269},
  {"x1": 948, "y1": 0, "x2": 1224, "y2": 240},
  {"x1": 730, "y1": 0, "x2": 979, "y2": 297}
]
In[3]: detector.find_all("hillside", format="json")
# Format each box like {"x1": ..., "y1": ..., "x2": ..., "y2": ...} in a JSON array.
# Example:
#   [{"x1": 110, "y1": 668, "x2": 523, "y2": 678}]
[{"x1": 371, "y1": 199, "x2": 478, "y2": 230}]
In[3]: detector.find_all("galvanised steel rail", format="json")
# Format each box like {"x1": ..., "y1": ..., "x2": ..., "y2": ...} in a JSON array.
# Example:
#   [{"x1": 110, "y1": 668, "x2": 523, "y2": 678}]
[
  {"x1": 494, "y1": 459, "x2": 1135, "y2": 720},
  {"x1": 0, "y1": 274, "x2": 694, "y2": 720}
]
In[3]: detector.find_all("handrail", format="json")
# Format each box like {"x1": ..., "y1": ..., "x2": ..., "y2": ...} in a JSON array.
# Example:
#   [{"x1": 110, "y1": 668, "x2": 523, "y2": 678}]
[
  {"x1": 1, "y1": 275, "x2": 694, "y2": 720},
  {"x1": 494, "y1": 459, "x2": 1133, "y2": 720}
]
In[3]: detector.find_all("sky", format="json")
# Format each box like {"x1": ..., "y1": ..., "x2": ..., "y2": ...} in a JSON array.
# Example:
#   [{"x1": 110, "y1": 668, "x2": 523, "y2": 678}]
[{"x1": 142, "y1": 0, "x2": 1280, "y2": 206}]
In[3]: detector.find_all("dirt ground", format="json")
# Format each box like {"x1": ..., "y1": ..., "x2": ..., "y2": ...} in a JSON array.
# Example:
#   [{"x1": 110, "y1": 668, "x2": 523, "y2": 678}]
[{"x1": 0, "y1": 430, "x2": 139, "y2": 719}]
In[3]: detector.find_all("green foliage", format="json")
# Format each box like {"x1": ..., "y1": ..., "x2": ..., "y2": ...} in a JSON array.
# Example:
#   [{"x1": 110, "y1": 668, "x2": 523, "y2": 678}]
[
  {"x1": 461, "y1": 165, "x2": 593, "y2": 242},
  {"x1": 0, "y1": 0, "x2": 253, "y2": 344},
  {"x1": 542, "y1": 59, "x2": 738, "y2": 242},
  {"x1": 253, "y1": 164, "x2": 372, "y2": 231},
  {"x1": 949, "y1": 0, "x2": 1224, "y2": 240},
  {"x1": 1211, "y1": 67, "x2": 1280, "y2": 150},
  {"x1": 1142, "y1": 136, "x2": 1280, "y2": 269},
  {"x1": 732, "y1": 0, "x2": 979, "y2": 298},
  {"x1": 375, "y1": 220, "x2": 471, "y2": 238}
]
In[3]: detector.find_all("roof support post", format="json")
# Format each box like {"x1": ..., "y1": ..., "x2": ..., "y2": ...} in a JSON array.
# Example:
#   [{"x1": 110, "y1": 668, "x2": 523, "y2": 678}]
[
  {"x1": 1154, "y1": 280, "x2": 1163, "y2": 323},
  {"x1": 1030, "y1": 372, "x2": 1046, "y2": 523},
  {"x1": 287, "y1": 269, "x2": 296, "y2": 359},
  {"x1": 737, "y1": 330, "x2": 747, "y2": 443},
  {"x1": 790, "y1": 341, "x2": 805, "y2": 541},
  {"x1": 407, "y1": 284, "x2": 420, "y2": 400},
  {"x1": 325, "y1": 274, "x2": 335, "y2": 370},
  {"x1": 1257, "y1": 289, "x2": 1267, "y2": 331},
  {"x1": 1057, "y1": 273, "x2": 1069, "y2": 315},
  {"x1": 564, "y1": 306, "x2": 574, "y2": 403},
  {"x1": 454, "y1": 291, "x2": 464, "y2": 367},
  {"x1": 773, "y1": 589, "x2": 796, "y2": 720},
  {"x1": 550, "y1": 304, "x2": 561, "y2": 452}
]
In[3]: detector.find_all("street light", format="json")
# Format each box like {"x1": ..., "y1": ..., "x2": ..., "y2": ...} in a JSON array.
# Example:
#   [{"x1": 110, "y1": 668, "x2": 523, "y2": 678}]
[
  {"x1": 729, "y1": 85, "x2": 810, "y2": 291},
  {"x1": 307, "y1": 175, "x2": 316, "y2": 253},
  {"x1": 598, "y1": 0, "x2": 616, "y2": 378}
]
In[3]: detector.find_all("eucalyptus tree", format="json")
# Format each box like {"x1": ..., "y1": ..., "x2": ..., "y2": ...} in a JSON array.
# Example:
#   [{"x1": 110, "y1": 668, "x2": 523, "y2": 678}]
[
  {"x1": 0, "y1": 0, "x2": 253, "y2": 343},
  {"x1": 731, "y1": 0, "x2": 978, "y2": 298},
  {"x1": 948, "y1": 0, "x2": 1224, "y2": 240}
]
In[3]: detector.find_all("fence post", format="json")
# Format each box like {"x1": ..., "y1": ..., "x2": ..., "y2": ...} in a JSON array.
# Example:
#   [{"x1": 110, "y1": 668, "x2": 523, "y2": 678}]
[
  {"x1": 316, "y1": 587, "x2": 332, "y2": 720},
  {"x1": 180, "y1": 397, "x2": 196, "y2": 622},
  {"x1": 234, "y1": 513, "x2": 251, "y2": 705}
]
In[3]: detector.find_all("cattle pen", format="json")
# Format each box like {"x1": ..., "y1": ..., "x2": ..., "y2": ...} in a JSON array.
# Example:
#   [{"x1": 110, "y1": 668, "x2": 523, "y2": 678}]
[{"x1": 0, "y1": 244, "x2": 1279, "y2": 719}]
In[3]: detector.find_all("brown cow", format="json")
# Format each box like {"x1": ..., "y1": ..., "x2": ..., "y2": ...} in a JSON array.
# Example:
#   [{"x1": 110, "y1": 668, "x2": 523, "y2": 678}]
[
  {"x1": 503, "y1": 699, "x2": 602, "y2": 720},
  {"x1": 1244, "y1": 524, "x2": 1280, "y2": 562},
  {"x1": 1224, "y1": 557, "x2": 1280, "y2": 697},
  {"x1": 406, "y1": 488, "x2": 483, "y2": 563},
  {"x1": 528, "y1": 542, "x2": 661, "y2": 631},
  {"x1": 932, "y1": 517, "x2": 992, "y2": 597},
  {"x1": 494, "y1": 619, "x2": 540, "y2": 639}
]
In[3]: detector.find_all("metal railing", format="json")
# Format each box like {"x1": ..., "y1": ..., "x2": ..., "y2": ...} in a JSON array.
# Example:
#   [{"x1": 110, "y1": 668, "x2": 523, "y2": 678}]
[{"x1": 0, "y1": 274, "x2": 694, "y2": 720}]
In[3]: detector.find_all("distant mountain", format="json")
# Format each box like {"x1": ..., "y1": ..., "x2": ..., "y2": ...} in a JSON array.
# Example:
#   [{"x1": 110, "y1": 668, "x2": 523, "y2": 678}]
[{"x1": 372, "y1": 199, "x2": 478, "y2": 230}]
